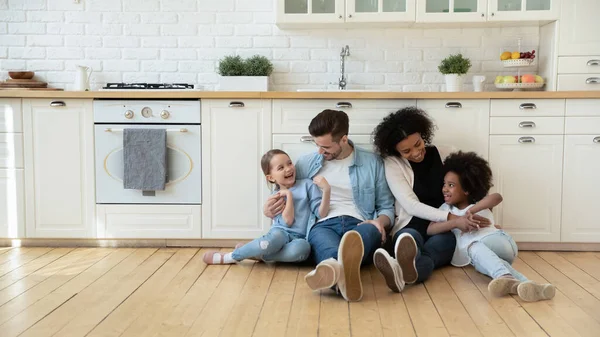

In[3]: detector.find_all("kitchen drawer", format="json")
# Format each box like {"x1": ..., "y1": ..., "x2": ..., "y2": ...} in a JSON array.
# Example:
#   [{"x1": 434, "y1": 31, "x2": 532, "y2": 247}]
[
  {"x1": 97, "y1": 204, "x2": 201, "y2": 239},
  {"x1": 0, "y1": 133, "x2": 23, "y2": 168},
  {"x1": 272, "y1": 99, "x2": 416, "y2": 134},
  {"x1": 0, "y1": 99, "x2": 22, "y2": 133},
  {"x1": 490, "y1": 99, "x2": 565, "y2": 117},
  {"x1": 565, "y1": 117, "x2": 600, "y2": 134},
  {"x1": 566, "y1": 99, "x2": 600, "y2": 117},
  {"x1": 557, "y1": 75, "x2": 600, "y2": 91},
  {"x1": 558, "y1": 57, "x2": 600, "y2": 74},
  {"x1": 490, "y1": 117, "x2": 564, "y2": 135}
]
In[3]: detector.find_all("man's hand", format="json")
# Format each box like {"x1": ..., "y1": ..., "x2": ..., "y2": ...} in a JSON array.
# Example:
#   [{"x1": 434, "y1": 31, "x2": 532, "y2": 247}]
[
  {"x1": 358, "y1": 219, "x2": 386, "y2": 243},
  {"x1": 263, "y1": 193, "x2": 286, "y2": 219}
]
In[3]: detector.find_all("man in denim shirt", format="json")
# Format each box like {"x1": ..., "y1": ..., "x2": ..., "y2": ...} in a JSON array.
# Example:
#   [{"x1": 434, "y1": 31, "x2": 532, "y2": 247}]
[{"x1": 264, "y1": 109, "x2": 395, "y2": 302}]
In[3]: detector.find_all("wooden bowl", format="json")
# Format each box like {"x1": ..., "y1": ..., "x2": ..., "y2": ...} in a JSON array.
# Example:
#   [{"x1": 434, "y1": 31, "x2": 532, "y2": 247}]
[{"x1": 8, "y1": 71, "x2": 35, "y2": 80}]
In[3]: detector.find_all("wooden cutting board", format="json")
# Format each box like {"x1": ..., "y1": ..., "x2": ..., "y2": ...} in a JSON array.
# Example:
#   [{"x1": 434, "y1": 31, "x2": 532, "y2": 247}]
[
  {"x1": 0, "y1": 81, "x2": 47, "y2": 88},
  {"x1": 0, "y1": 87, "x2": 64, "y2": 91}
]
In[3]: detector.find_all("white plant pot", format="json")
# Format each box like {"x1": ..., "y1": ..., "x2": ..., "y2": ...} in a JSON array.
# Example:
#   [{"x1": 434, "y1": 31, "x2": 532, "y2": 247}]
[
  {"x1": 218, "y1": 76, "x2": 269, "y2": 91},
  {"x1": 444, "y1": 74, "x2": 465, "y2": 92}
]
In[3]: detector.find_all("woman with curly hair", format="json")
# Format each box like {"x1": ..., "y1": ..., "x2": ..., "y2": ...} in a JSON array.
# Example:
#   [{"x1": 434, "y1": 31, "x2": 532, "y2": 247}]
[
  {"x1": 371, "y1": 107, "x2": 499, "y2": 292},
  {"x1": 427, "y1": 151, "x2": 555, "y2": 302}
]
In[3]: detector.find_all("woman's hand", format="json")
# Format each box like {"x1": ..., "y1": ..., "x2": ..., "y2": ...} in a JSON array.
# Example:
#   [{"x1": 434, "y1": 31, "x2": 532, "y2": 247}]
[
  {"x1": 465, "y1": 210, "x2": 492, "y2": 229},
  {"x1": 454, "y1": 216, "x2": 479, "y2": 232}
]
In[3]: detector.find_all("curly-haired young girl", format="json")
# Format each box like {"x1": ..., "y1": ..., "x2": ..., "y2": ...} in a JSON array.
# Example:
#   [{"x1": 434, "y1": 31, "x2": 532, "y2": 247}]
[{"x1": 427, "y1": 151, "x2": 555, "y2": 302}]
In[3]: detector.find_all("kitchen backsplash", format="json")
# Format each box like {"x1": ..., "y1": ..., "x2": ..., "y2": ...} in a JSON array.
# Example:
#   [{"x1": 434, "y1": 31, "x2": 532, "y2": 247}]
[{"x1": 0, "y1": 0, "x2": 539, "y2": 91}]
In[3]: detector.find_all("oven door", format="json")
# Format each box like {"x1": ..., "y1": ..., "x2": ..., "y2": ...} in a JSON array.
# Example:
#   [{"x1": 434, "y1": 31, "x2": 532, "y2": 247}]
[{"x1": 95, "y1": 124, "x2": 201, "y2": 204}]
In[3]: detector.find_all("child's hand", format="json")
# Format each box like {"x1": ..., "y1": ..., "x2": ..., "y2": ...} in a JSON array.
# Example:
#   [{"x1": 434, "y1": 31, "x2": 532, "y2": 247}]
[{"x1": 313, "y1": 176, "x2": 330, "y2": 191}]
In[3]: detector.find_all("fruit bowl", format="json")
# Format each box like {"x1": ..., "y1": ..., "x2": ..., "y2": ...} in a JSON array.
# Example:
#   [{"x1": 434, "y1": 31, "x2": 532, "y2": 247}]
[
  {"x1": 495, "y1": 82, "x2": 544, "y2": 90},
  {"x1": 502, "y1": 59, "x2": 534, "y2": 67}
]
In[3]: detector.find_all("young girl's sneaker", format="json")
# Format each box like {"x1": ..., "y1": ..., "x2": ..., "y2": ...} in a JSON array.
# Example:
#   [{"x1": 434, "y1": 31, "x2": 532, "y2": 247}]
[
  {"x1": 517, "y1": 281, "x2": 556, "y2": 302},
  {"x1": 202, "y1": 251, "x2": 236, "y2": 265},
  {"x1": 488, "y1": 276, "x2": 520, "y2": 297},
  {"x1": 394, "y1": 233, "x2": 418, "y2": 284}
]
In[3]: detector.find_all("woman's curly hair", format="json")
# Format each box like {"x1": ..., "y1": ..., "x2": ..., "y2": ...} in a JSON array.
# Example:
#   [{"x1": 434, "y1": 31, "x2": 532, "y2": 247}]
[
  {"x1": 372, "y1": 106, "x2": 436, "y2": 158},
  {"x1": 443, "y1": 151, "x2": 493, "y2": 204}
]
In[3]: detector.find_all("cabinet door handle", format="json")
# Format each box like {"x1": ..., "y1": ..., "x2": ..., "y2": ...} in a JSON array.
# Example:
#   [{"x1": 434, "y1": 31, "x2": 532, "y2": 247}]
[
  {"x1": 587, "y1": 60, "x2": 600, "y2": 66},
  {"x1": 594, "y1": 136, "x2": 600, "y2": 143},
  {"x1": 50, "y1": 101, "x2": 66, "y2": 107},
  {"x1": 445, "y1": 102, "x2": 462, "y2": 108},
  {"x1": 519, "y1": 103, "x2": 536, "y2": 110},
  {"x1": 336, "y1": 102, "x2": 352, "y2": 108},
  {"x1": 586, "y1": 77, "x2": 600, "y2": 84},
  {"x1": 518, "y1": 136, "x2": 535, "y2": 144},
  {"x1": 518, "y1": 121, "x2": 536, "y2": 128},
  {"x1": 300, "y1": 136, "x2": 314, "y2": 143},
  {"x1": 228, "y1": 101, "x2": 245, "y2": 108}
]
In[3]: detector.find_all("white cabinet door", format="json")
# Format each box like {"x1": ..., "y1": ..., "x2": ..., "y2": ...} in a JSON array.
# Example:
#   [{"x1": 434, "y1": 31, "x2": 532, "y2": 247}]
[
  {"x1": 202, "y1": 99, "x2": 272, "y2": 239},
  {"x1": 23, "y1": 99, "x2": 95, "y2": 238},
  {"x1": 416, "y1": 0, "x2": 487, "y2": 22},
  {"x1": 558, "y1": 0, "x2": 600, "y2": 56},
  {"x1": 0, "y1": 169, "x2": 24, "y2": 238},
  {"x1": 561, "y1": 135, "x2": 600, "y2": 242},
  {"x1": 273, "y1": 134, "x2": 374, "y2": 164},
  {"x1": 488, "y1": 0, "x2": 558, "y2": 21},
  {"x1": 276, "y1": 0, "x2": 345, "y2": 26},
  {"x1": 417, "y1": 99, "x2": 490, "y2": 159},
  {"x1": 489, "y1": 135, "x2": 563, "y2": 242},
  {"x1": 347, "y1": 0, "x2": 416, "y2": 22},
  {"x1": 0, "y1": 99, "x2": 22, "y2": 133}
]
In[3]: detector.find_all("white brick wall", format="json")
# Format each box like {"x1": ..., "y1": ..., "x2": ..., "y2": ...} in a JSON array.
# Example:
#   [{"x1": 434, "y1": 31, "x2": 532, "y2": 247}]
[{"x1": 0, "y1": 1, "x2": 540, "y2": 91}]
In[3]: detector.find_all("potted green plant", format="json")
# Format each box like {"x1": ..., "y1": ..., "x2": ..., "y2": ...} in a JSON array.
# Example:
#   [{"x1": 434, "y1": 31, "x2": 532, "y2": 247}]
[
  {"x1": 217, "y1": 55, "x2": 274, "y2": 91},
  {"x1": 438, "y1": 53, "x2": 471, "y2": 92}
]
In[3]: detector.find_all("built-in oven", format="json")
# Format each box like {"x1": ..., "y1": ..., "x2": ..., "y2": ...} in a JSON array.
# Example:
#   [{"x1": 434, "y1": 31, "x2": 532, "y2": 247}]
[{"x1": 93, "y1": 99, "x2": 201, "y2": 205}]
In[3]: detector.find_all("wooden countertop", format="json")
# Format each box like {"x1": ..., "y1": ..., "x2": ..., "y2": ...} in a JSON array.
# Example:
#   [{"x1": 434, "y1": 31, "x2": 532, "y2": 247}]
[{"x1": 1, "y1": 90, "x2": 599, "y2": 99}]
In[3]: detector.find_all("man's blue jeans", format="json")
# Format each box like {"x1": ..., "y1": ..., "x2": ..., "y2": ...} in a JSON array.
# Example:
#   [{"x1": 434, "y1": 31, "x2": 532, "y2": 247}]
[{"x1": 307, "y1": 216, "x2": 382, "y2": 265}]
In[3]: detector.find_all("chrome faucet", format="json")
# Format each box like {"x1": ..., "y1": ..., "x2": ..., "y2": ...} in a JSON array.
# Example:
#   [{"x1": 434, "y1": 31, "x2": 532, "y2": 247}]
[{"x1": 338, "y1": 45, "x2": 350, "y2": 90}]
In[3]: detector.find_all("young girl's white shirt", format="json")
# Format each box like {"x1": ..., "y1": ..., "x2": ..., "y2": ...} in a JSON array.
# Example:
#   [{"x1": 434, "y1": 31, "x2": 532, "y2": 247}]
[
  {"x1": 438, "y1": 203, "x2": 499, "y2": 267},
  {"x1": 384, "y1": 144, "x2": 456, "y2": 237}
]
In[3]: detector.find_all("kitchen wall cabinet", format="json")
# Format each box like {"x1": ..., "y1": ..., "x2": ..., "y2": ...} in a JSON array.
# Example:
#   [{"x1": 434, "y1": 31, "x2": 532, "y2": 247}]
[
  {"x1": 487, "y1": 0, "x2": 558, "y2": 22},
  {"x1": 416, "y1": 99, "x2": 489, "y2": 158},
  {"x1": 558, "y1": 0, "x2": 600, "y2": 56},
  {"x1": 23, "y1": 99, "x2": 95, "y2": 238},
  {"x1": 276, "y1": 0, "x2": 415, "y2": 26},
  {"x1": 201, "y1": 99, "x2": 272, "y2": 239},
  {"x1": 416, "y1": 0, "x2": 487, "y2": 23}
]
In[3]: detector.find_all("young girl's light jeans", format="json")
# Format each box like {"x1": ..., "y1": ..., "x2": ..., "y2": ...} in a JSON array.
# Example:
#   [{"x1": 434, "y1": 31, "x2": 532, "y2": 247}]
[
  {"x1": 468, "y1": 231, "x2": 528, "y2": 282},
  {"x1": 231, "y1": 227, "x2": 311, "y2": 263}
]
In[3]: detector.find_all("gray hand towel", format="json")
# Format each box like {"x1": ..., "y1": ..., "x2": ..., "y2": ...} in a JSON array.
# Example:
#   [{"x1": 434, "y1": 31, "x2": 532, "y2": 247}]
[{"x1": 123, "y1": 128, "x2": 167, "y2": 191}]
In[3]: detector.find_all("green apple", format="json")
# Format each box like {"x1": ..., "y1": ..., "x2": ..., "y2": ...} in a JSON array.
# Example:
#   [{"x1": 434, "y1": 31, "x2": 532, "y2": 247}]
[
  {"x1": 494, "y1": 76, "x2": 504, "y2": 84},
  {"x1": 503, "y1": 75, "x2": 516, "y2": 84},
  {"x1": 535, "y1": 75, "x2": 544, "y2": 84}
]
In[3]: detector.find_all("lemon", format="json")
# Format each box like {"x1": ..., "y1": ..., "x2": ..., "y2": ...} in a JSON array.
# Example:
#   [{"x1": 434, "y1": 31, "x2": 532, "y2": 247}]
[
  {"x1": 500, "y1": 51, "x2": 511, "y2": 60},
  {"x1": 511, "y1": 51, "x2": 520, "y2": 59}
]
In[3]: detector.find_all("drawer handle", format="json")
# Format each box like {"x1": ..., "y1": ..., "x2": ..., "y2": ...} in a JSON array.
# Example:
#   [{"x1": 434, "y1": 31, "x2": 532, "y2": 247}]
[
  {"x1": 518, "y1": 136, "x2": 535, "y2": 144},
  {"x1": 300, "y1": 136, "x2": 314, "y2": 143},
  {"x1": 228, "y1": 101, "x2": 245, "y2": 108},
  {"x1": 445, "y1": 102, "x2": 462, "y2": 108},
  {"x1": 518, "y1": 121, "x2": 536, "y2": 128},
  {"x1": 587, "y1": 60, "x2": 600, "y2": 66},
  {"x1": 586, "y1": 77, "x2": 600, "y2": 84},
  {"x1": 519, "y1": 103, "x2": 536, "y2": 110},
  {"x1": 50, "y1": 101, "x2": 66, "y2": 107},
  {"x1": 594, "y1": 136, "x2": 600, "y2": 143},
  {"x1": 336, "y1": 102, "x2": 352, "y2": 108}
]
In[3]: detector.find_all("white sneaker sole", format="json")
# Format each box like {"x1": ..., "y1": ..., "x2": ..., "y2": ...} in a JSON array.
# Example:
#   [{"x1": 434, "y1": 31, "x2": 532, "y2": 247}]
[
  {"x1": 338, "y1": 231, "x2": 364, "y2": 302},
  {"x1": 395, "y1": 233, "x2": 418, "y2": 284},
  {"x1": 305, "y1": 263, "x2": 337, "y2": 291}
]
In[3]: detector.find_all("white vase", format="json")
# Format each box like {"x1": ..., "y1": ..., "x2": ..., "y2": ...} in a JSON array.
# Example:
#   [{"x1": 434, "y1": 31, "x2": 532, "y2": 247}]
[
  {"x1": 218, "y1": 76, "x2": 269, "y2": 91},
  {"x1": 444, "y1": 74, "x2": 465, "y2": 92}
]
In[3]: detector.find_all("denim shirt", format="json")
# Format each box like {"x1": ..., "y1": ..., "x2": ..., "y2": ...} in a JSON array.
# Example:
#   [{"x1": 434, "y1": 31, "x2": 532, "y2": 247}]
[{"x1": 295, "y1": 140, "x2": 395, "y2": 233}]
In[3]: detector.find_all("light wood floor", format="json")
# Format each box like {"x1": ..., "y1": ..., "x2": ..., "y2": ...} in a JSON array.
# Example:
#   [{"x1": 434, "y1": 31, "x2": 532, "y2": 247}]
[{"x1": 1, "y1": 247, "x2": 600, "y2": 337}]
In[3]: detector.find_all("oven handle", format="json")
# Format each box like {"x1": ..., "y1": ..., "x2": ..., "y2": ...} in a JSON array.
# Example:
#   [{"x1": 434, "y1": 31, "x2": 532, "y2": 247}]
[{"x1": 104, "y1": 128, "x2": 188, "y2": 133}]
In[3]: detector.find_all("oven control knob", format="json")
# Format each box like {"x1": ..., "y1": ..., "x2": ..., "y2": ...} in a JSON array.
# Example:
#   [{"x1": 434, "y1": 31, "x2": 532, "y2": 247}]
[
  {"x1": 160, "y1": 110, "x2": 170, "y2": 119},
  {"x1": 124, "y1": 110, "x2": 134, "y2": 119},
  {"x1": 141, "y1": 107, "x2": 152, "y2": 118}
]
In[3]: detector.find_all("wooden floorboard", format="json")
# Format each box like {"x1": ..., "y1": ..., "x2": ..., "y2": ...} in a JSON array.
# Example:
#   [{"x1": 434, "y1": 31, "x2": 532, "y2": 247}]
[{"x1": 0, "y1": 248, "x2": 597, "y2": 337}]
